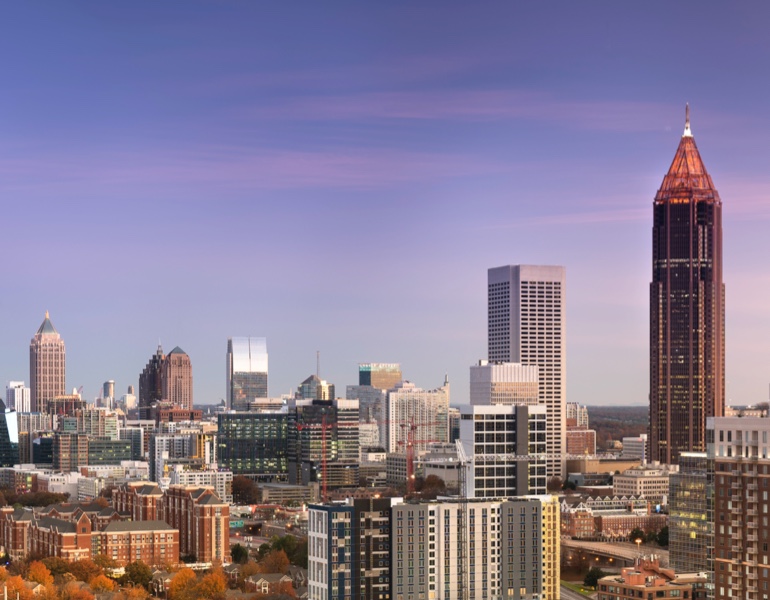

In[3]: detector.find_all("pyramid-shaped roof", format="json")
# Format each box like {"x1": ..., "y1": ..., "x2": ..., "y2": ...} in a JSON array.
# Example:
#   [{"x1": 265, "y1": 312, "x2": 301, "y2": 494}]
[
  {"x1": 36, "y1": 311, "x2": 58, "y2": 336},
  {"x1": 655, "y1": 107, "x2": 721, "y2": 204},
  {"x1": 168, "y1": 346, "x2": 186, "y2": 355}
]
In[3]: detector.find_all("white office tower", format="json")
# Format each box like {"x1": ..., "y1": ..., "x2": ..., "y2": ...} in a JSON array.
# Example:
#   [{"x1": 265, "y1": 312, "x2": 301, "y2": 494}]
[
  {"x1": 459, "y1": 404, "x2": 547, "y2": 498},
  {"x1": 6, "y1": 382, "x2": 30, "y2": 413},
  {"x1": 488, "y1": 265, "x2": 566, "y2": 479},
  {"x1": 391, "y1": 496, "x2": 560, "y2": 600},
  {"x1": 385, "y1": 379, "x2": 450, "y2": 453},
  {"x1": 470, "y1": 361, "x2": 539, "y2": 406}
]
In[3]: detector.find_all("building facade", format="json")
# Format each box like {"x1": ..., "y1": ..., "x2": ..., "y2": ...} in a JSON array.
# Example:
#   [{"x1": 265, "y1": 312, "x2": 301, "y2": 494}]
[
  {"x1": 669, "y1": 451, "x2": 713, "y2": 578},
  {"x1": 162, "y1": 485, "x2": 229, "y2": 564},
  {"x1": 162, "y1": 347, "x2": 193, "y2": 410},
  {"x1": 29, "y1": 312, "x2": 66, "y2": 414},
  {"x1": 488, "y1": 265, "x2": 566, "y2": 479},
  {"x1": 217, "y1": 402, "x2": 294, "y2": 481},
  {"x1": 6, "y1": 382, "x2": 30, "y2": 414},
  {"x1": 385, "y1": 380, "x2": 450, "y2": 454},
  {"x1": 459, "y1": 404, "x2": 547, "y2": 498},
  {"x1": 227, "y1": 337, "x2": 268, "y2": 411},
  {"x1": 358, "y1": 363, "x2": 402, "y2": 390},
  {"x1": 650, "y1": 110, "x2": 725, "y2": 465},
  {"x1": 469, "y1": 360, "x2": 539, "y2": 406}
]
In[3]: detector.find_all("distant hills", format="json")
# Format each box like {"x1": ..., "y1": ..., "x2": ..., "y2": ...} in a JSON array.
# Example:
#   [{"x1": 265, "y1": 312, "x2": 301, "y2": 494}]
[{"x1": 586, "y1": 405, "x2": 648, "y2": 451}]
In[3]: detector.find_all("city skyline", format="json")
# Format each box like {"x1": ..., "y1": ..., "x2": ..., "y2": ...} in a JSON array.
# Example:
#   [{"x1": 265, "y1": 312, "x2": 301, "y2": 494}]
[{"x1": 3, "y1": 4, "x2": 770, "y2": 407}]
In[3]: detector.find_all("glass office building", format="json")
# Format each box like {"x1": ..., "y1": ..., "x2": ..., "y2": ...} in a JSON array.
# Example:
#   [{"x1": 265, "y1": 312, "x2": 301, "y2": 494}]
[{"x1": 227, "y1": 337, "x2": 268, "y2": 410}]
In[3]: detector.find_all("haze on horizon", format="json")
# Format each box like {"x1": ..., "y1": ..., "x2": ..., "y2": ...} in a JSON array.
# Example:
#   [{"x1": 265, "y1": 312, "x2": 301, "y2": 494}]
[{"x1": 2, "y1": 2, "x2": 769, "y2": 408}]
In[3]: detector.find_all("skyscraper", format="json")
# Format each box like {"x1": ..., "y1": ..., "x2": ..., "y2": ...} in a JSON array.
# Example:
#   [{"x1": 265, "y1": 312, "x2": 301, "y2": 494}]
[
  {"x1": 5, "y1": 381, "x2": 30, "y2": 413},
  {"x1": 488, "y1": 265, "x2": 566, "y2": 479},
  {"x1": 226, "y1": 337, "x2": 268, "y2": 410},
  {"x1": 162, "y1": 347, "x2": 193, "y2": 410},
  {"x1": 358, "y1": 363, "x2": 401, "y2": 390},
  {"x1": 29, "y1": 312, "x2": 66, "y2": 414},
  {"x1": 650, "y1": 108, "x2": 724, "y2": 465},
  {"x1": 139, "y1": 344, "x2": 165, "y2": 418}
]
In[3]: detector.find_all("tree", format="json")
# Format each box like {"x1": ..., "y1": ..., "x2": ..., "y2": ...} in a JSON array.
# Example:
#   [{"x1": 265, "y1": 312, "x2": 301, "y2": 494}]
[
  {"x1": 6, "y1": 575, "x2": 37, "y2": 600},
  {"x1": 546, "y1": 476, "x2": 563, "y2": 493},
  {"x1": 89, "y1": 575, "x2": 116, "y2": 593},
  {"x1": 629, "y1": 527, "x2": 645, "y2": 543},
  {"x1": 231, "y1": 544, "x2": 249, "y2": 565},
  {"x1": 60, "y1": 582, "x2": 95, "y2": 600},
  {"x1": 168, "y1": 568, "x2": 198, "y2": 600},
  {"x1": 42, "y1": 557, "x2": 71, "y2": 577},
  {"x1": 258, "y1": 550, "x2": 289, "y2": 575},
  {"x1": 93, "y1": 555, "x2": 118, "y2": 571},
  {"x1": 37, "y1": 584, "x2": 60, "y2": 600},
  {"x1": 28, "y1": 561, "x2": 54, "y2": 586},
  {"x1": 68, "y1": 559, "x2": 102, "y2": 583},
  {"x1": 583, "y1": 566, "x2": 607, "y2": 588},
  {"x1": 656, "y1": 525, "x2": 669, "y2": 547},
  {"x1": 232, "y1": 476, "x2": 259, "y2": 505},
  {"x1": 124, "y1": 561, "x2": 153, "y2": 589},
  {"x1": 119, "y1": 586, "x2": 151, "y2": 600},
  {"x1": 197, "y1": 569, "x2": 227, "y2": 600},
  {"x1": 0, "y1": 565, "x2": 9, "y2": 582}
]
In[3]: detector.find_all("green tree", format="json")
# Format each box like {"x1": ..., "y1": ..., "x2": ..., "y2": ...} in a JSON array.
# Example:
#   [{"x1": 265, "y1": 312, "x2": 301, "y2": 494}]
[
  {"x1": 231, "y1": 544, "x2": 249, "y2": 565},
  {"x1": 583, "y1": 566, "x2": 607, "y2": 588},
  {"x1": 629, "y1": 527, "x2": 645, "y2": 543},
  {"x1": 656, "y1": 526, "x2": 669, "y2": 547},
  {"x1": 124, "y1": 561, "x2": 153, "y2": 589}
]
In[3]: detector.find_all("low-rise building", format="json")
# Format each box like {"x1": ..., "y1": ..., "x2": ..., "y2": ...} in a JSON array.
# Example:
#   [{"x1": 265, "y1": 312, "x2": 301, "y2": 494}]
[
  {"x1": 598, "y1": 557, "x2": 708, "y2": 599},
  {"x1": 613, "y1": 462, "x2": 677, "y2": 506}
]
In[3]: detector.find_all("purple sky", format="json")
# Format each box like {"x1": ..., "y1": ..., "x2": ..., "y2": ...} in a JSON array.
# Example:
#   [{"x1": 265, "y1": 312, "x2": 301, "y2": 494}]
[{"x1": 2, "y1": 3, "x2": 770, "y2": 407}]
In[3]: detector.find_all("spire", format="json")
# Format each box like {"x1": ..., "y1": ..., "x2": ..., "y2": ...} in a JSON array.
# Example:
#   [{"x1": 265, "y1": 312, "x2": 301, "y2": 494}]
[
  {"x1": 35, "y1": 312, "x2": 58, "y2": 336},
  {"x1": 683, "y1": 103, "x2": 692, "y2": 138},
  {"x1": 656, "y1": 107, "x2": 719, "y2": 201}
]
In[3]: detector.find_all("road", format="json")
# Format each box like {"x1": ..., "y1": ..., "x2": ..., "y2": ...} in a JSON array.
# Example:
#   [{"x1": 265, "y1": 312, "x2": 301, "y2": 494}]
[
  {"x1": 562, "y1": 539, "x2": 669, "y2": 567},
  {"x1": 560, "y1": 585, "x2": 594, "y2": 600}
]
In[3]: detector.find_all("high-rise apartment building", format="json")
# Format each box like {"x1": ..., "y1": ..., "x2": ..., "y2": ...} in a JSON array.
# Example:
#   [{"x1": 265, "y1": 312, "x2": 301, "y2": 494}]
[
  {"x1": 470, "y1": 360, "x2": 539, "y2": 406},
  {"x1": 650, "y1": 109, "x2": 725, "y2": 465},
  {"x1": 390, "y1": 497, "x2": 559, "y2": 600},
  {"x1": 488, "y1": 265, "x2": 566, "y2": 479},
  {"x1": 709, "y1": 416, "x2": 770, "y2": 600},
  {"x1": 566, "y1": 402, "x2": 589, "y2": 428},
  {"x1": 385, "y1": 379, "x2": 450, "y2": 454},
  {"x1": 358, "y1": 363, "x2": 402, "y2": 390},
  {"x1": 29, "y1": 312, "x2": 66, "y2": 414},
  {"x1": 6, "y1": 382, "x2": 30, "y2": 414},
  {"x1": 226, "y1": 337, "x2": 268, "y2": 410},
  {"x1": 308, "y1": 497, "x2": 397, "y2": 600}
]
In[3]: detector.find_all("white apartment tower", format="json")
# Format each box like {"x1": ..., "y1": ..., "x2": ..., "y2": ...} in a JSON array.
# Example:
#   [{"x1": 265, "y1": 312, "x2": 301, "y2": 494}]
[
  {"x1": 6, "y1": 382, "x2": 31, "y2": 413},
  {"x1": 385, "y1": 379, "x2": 450, "y2": 454},
  {"x1": 488, "y1": 265, "x2": 566, "y2": 479}
]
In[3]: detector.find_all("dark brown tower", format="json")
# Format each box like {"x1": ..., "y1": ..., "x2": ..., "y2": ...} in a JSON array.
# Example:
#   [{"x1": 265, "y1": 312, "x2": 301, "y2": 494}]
[{"x1": 650, "y1": 106, "x2": 725, "y2": 464}]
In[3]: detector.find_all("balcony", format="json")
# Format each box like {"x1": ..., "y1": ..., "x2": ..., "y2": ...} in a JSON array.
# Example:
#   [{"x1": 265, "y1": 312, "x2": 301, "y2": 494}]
[
  {"x1": 747, "y1": 509, "x2": 758, "y2": 516},
  {"x1": 747, "y1": 483, "x2": 758, "y2": 491},
  {"x1": 732, "y1": 545, "x2": 743, "y2": 553},
  {"x1": 747, "y1": 534, "x2": 758, "y2": 542},
  {"x1": 732, "y1": 482, "x2": 742, "y2": 490}
]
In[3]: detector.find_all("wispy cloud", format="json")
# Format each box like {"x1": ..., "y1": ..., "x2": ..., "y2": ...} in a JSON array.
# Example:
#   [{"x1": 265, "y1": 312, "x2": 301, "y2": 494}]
[{"x1": 237, "y1": 91, "x2": 739, "y2": 134}]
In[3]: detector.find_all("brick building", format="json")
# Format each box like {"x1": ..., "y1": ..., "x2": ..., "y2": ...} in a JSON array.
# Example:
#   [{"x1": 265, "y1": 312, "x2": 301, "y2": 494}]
[
  {"x1": 162, "y1": 486, "x2": 229, "y2": 564},
  {"x1": 113, "y1": 481, "x2": 164, "y2": 521},
  {"x1": 101, "y1": 521, "x2": 179, "y2": 566}
]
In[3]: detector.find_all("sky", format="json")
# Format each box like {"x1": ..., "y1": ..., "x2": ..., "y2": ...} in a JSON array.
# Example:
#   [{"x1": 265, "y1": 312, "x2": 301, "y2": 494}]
[{"x1": 2, "y1": 2, "x2": 770, "y2": 408}]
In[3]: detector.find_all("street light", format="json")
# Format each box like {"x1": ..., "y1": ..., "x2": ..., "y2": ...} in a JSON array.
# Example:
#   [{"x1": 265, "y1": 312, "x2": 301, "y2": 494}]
[{"x1": 635, "y1": 537, "x2": 643, "y2": 556}]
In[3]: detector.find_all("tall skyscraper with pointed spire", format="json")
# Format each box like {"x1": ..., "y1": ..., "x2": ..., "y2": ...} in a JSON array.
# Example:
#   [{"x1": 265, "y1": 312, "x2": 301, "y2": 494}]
[
  {"x1": 29, "y1": 312, "x2": 66, "y2": 413},
  {"x1": 650, "y1": 106, "x2": 725, "y2": 465}
]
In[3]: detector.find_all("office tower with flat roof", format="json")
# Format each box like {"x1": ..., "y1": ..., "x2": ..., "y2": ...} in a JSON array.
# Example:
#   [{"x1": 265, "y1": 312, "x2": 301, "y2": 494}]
[
  {"x1": 6, "y1": 382, "x2": 30, "y2": 414},
  {"x1": 470, "y1": 360, "x2": 539, "y2": 406},
  {"x1": 0, "y1": 402, "x2": 19, "y2": 467},
  {"x1": 29, "y1": 312, "x2": 66, "y2": 414},
  {"x1": 226, "y1": 337, "x2": 268, "y2": 411},
  {"x1": 459, "y1": 404, "x2": 547, "y2": 497},
  {"x1": 488, "y1": 264, "x2": 566, "y2": 479},
  {"x1": 358, "y1": 363, "x2": 401, "y2": 390},
  {"x1": 650, "y1": 108, "x2": 725, "y2": 465},
  {"x1": 345, "y1": 384, "x2": 385, "y2": 423},
  {"x1": 217, "y1": 400, "x2": 295, "y2": 481}
]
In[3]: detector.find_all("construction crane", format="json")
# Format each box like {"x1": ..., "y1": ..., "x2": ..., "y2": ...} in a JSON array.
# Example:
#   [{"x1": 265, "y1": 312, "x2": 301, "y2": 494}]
[
  {"x1": 376, "y1": 419, "x2": 446, "y2": 494},
  {"x1": 295, "y1": 416, "x2": 358, "y2": 502}
]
